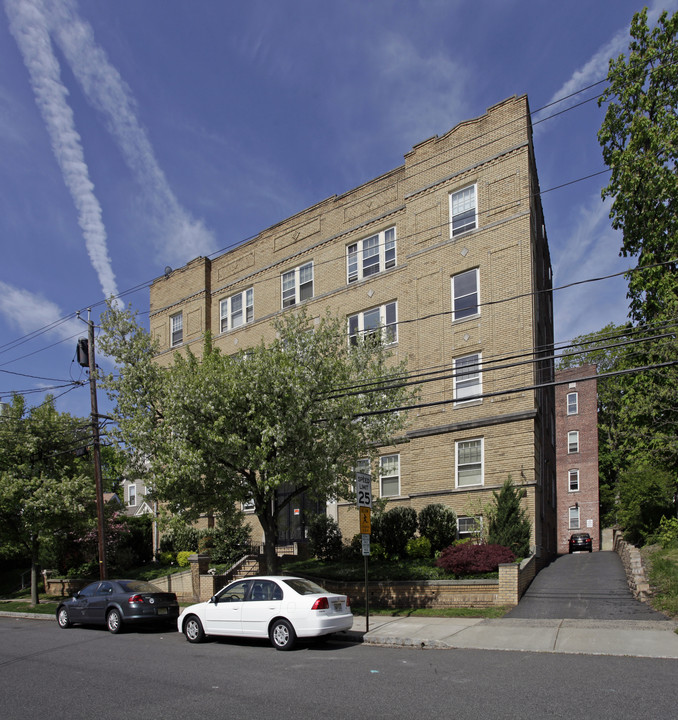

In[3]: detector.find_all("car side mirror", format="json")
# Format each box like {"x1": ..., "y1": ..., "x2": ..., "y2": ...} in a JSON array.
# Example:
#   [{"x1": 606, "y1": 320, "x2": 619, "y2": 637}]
[
  {"x1": 210, "y1": 595, "x2": 218, "y2": 605},
  {"x1": 73, "y1": 592, "x2": 80, "y2": 600}
]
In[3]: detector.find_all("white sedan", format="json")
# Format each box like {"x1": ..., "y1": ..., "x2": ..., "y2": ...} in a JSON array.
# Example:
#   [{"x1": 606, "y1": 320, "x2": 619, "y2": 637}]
[{"x1": 177, "y1": 575, "x2": 353, "y2": 650}]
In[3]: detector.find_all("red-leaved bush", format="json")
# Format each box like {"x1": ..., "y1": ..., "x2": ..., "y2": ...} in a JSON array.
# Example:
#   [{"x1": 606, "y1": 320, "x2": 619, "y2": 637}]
[{"x1": 435, "y1": 543, "x2": 515, "y2": 576}]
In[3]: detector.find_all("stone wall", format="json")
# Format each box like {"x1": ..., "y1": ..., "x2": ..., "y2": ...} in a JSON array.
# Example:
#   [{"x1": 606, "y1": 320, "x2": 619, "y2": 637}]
[{"x1": 613, "y1": 529, "x2": 651, "y2": 601}]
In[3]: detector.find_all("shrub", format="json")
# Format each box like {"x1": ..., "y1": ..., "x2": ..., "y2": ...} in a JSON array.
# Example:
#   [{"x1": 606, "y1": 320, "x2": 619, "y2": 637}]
[
  {"x1": 307, "y1": 514, "x2": 343, "y2": 562},
  {"x1": 435, "y1": 543, "x2": 515, "y2": 577},
  {"x1": 372, "y1": 506, "x2": 418, "y2": 559},
  {"x1": 656, "y1": 516, "x2": 678, "y2": 549},
  {"x1": 158, "y1": 551, "x2": 174, "y2": 566},
  {"x1": 159, "y1": 525, "x2": 200, "y2": 554},
  {"x1": 204, "y1": 513, "x2": 251, "y2": 564},
  {"x1": 487, "y1": 477, "x2": 531, "y2": 557},
  {"x1": 406, "y1": 536, "x2": 432, "y2": 559},
  {"x1": 176, "y1": 551, "x2": 194, "y2": 567},
  {"x1": 418, "y1": 504, "x2": 457, "y2": 553}
]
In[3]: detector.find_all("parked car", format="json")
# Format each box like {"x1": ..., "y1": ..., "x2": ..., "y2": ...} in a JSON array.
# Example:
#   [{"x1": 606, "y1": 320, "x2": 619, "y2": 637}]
[
  {"x1": 177, "y1": 575, "x2": 353, "y2": 650},
  {"x1": 56, "y1": 579, "x2": 179, "y2": 633},
  {"x1": 568, "y1": 532, "x2": 593, "y2": 553}
]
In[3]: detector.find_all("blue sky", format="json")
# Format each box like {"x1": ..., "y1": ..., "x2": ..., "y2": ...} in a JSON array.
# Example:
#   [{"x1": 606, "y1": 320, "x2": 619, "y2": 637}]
[{"x1": 1, "y1": 0, "x2": 675, "y2": 419}]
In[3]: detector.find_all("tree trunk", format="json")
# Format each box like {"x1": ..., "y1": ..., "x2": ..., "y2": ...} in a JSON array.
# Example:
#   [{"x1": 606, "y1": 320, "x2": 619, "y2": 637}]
[
  {"x1": 259, "y1": 508, "x2": 280, "y2": 575},
  {"x1": 30, "y1": 536, "x2": 39, "y2": 606}
]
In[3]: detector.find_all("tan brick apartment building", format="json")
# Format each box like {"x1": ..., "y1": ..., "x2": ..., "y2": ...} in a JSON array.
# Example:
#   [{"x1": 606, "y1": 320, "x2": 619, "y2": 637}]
[
  {"x1": 149, "y1": 95, "x2": 557, "y2": 559},
  {"x1": 555, "y1": 365, "x2": 600, "y2": 552}
]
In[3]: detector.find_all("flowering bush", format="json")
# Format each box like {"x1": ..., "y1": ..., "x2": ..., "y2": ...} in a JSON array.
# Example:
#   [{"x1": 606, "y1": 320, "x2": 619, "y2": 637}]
[
  {"x1": 435, "y1": 542, "x2": 515, "y2": 576},
  {"x1": 176, "y1": 551, "x2": 195, "y2": 567}
]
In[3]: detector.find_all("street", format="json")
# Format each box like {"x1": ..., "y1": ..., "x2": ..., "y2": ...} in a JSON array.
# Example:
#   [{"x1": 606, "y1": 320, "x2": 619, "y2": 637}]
[{"x1": 2, "y1": 616, "x2": 677, "y2": 719}]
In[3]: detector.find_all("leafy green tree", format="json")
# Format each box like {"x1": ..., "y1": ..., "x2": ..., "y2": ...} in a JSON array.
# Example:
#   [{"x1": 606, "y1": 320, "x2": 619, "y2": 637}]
[
  {"x1": 487, "y1": 477, "x2": 531, "y2": 557},
  {"x1": 99, "y1": 303, "x2": 416, "y2": 573},
  {"x1": 617, "y1": 461, "x2": 676, "y2": 546},
  {"x1": 0, "y1": 395, "x2": 95, "y2": 603},
  {"x1": 598, "y1": 7, "x2": 678, "y2": 478},
  {"x1": 307, "y1": 514, "x2": 343, "y2": 562},
  {"x1": 371, "y1": 506, "x2": 418, "y2": 559},
  {"x1": 418, "y1": 503, "x2": 457, "y2": 554}
]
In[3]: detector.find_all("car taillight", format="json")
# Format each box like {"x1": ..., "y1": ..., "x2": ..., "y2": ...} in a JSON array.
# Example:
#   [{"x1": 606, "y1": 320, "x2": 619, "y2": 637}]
[
  {"x1": 346, "y1": 596, "x2": 350, "y2": 607},
  {"x1": 311, "y1": 597, "x2": 329, "y2": 610},
  {"x1": 128, "y1": 594, "x2": 144, "y2": 604}
]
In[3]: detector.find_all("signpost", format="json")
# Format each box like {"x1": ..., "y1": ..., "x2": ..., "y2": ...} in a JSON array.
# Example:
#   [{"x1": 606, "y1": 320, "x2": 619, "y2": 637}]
[{"x1": 356, "y1": 472, "x2": 372, "y2": 631}]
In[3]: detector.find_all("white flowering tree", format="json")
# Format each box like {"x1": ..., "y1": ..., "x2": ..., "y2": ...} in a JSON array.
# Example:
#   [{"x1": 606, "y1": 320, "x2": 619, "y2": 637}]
[
  {"x1": 99, "y1": 303, "x2": 416, "y2": 573},
  {"x1": 0, "y1": 395, "x2": 95, "y2": 604}
]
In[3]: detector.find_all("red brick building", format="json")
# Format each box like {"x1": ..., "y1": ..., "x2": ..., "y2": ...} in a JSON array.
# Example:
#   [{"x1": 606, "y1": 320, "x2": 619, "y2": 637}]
[{"x1": 555, "y1": 365, "x2": 600, "y2": 552}]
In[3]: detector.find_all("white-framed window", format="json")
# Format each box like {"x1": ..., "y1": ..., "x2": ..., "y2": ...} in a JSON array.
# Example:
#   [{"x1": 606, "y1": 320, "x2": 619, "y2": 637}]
[
  {"x1": 451, "y1": 268, "x2": 479, "y2": 321},
  {"x1": 569, "y1": 469, "x2": 580, "y2": 492},
  {"x1": 379, "y1": 454, "x2": 400, "y2": 497},
  {"x1": 450, "y1": 185, "x2": 477, "y2": 237},
  {"x1": 348, "y1": 302, "x2": 398, "y2": 346},
  {"x1": 568, "y1": 431, "x2": 579, "y2": 454},
  {"x1": 454, "y1": 353, "x2": 482, "y2": 403},
  {"x1": 170, "y1": 312, "x2": 183, "y2": 347},
  {"x1": 242, "y1": 498, "x2": 255, "y2": 512},
  {"x1": 567, "y1": 392, "x2": 578, "y2": 415},
  {"x1": 457, "y1": 515, "x2": 482, "y2": 540},
  {"x1": 456, "y1": 438, "x2": 483, "y2": 488},
  {"x1": 220, "y1": 288, "x2": 253, "y2": 332},
  {"x1": 347, "y1": 227, "x2": 396, "y2": 283},
  {"x1": 128, "y1": 484, "x2": 136, "y2": 507},
  {"x1": 281, "y1": 262, "x2": 313, "y2": 308},
  {"x1": 569, "y1": 506, "x2": 580, "y2": 530}
]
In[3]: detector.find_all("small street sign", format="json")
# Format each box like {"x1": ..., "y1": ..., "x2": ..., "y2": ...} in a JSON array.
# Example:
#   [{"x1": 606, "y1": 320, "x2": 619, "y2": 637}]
[
  {"x1": 356, "y1": 472, "x2": 372, "y2": 508},
  {"x1": 359, "y1": 506, "x2": 371, "y2": 534},
  {"x1": 361, "y1": 533, "x2": 370, "y2": 556}
]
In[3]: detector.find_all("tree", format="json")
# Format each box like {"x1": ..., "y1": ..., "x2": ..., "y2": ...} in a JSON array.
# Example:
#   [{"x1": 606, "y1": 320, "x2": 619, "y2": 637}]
[
  {"x1": 598, "y1": 7, "x2": 678, "y2": 478},
  {"x1": 0, "y1": 395, "x2": 95, "y2": 603},
  {"x1": 487, "y1": 477, "x2": 531, "y2": 557},
  {"x1": 418, "y1": 503, "x2": 457, "y2": 554},
  {"x1": 99, "y1": 303, "x2": 416, "y2": 573}
]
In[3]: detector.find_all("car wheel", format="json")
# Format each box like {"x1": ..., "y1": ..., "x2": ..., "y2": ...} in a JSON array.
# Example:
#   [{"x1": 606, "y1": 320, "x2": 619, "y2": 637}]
[
  {"x1": 106, "y1": 608, "x2": 123, "y2": 634},
  {"x1": 184, "y1": 615, "x2": 205, "y2": 643},
  {"x1": 56, "y1": 606, "x2": 71, "y2": 629},
  {"x1": 269, "y1": 618, "x2": 295, "y2": 651}
]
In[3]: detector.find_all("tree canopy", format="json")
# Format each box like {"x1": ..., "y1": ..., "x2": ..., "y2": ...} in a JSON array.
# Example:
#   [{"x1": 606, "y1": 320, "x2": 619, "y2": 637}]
[
  {"x1": 0, "y1": 395, "x2": 95, "y2": 603},
  {"x1": 99, "y1": 303, "x2": 417, "y2": 572}
]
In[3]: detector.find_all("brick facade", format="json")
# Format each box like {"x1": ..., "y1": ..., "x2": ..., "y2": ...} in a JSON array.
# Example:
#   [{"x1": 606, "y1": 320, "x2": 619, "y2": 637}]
[
  {"x1": 555, "y1": 365, "x2": 600, "y2": 552},
  {"x1": 149, "y1": 95, "x2": 557, "y2": 558}
]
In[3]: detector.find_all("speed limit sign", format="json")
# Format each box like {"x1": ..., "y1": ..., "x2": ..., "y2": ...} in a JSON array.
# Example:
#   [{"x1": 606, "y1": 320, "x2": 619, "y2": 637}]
[{"x1": 356, "y1": 472, "x2": 372, "y2": 508}]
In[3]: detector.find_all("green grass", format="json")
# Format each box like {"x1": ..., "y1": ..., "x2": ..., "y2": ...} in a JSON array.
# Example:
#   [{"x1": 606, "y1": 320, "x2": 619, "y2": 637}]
[
  {"x1": 646, "y1": 545, "x2": 678, "y2": 620},
  {"x1": 0, "y1": 600, "x2": 57, "y2": 615},
  {"x1": 352, "y1": 605, "x2": 510, "y2": 619}
]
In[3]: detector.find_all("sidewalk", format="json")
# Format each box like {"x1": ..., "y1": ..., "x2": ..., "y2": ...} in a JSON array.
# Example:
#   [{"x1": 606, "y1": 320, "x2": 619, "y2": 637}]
[{"x1": 342, "y1": 615, "x2": 678, "y2": 659}]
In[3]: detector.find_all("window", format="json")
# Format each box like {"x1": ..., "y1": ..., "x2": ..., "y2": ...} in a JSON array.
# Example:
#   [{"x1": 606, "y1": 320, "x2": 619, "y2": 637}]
[
  {"x1": 569, "y1": 469, "x2": 580, "y2": 492},
  {"x1": 379, "y1": 454, "x2": 400, "y2": 497},
  {"x1": 282, "y1": 262, "x2": 313, "y2": 308},
  {"x1": 220, "y1": 288, "x2": 253, "y2": 332},
  {"x1": 456, "y1": 438, "x2": 483, "y2": 487},
  {"x1": 128, "y1": 484, "x2": 136, "y2": 507},
  {"x1": 454, "y1": 353, "x2": 481, "y2": 403},
  {"x1": 347, "y1": 227, "x2": 396, "y2": 283},
  {"x1": 348, "y1": 302, "x2": 398, "y2": 346},
  {"x1": 170, "y1": 312, "x2": 183, "y2": 347},
  {"x1": 450, "y1": 185, "x2": 477, "y2": 237},
  {"x1": 568, "y1": 431, "x2": 579, "y2": 454},
  {"x1": 451, "y1": 269, "x2": 479, "y2": 320},
  {"x1": 569, "y1": 506, "x2": 580, "y2": 530},
  {"x1": 567, "y1": 392, "x2": 578, "y2": 415},
  {"x1": 458, "y1": 516, "x2": 482, "y2": 540}
]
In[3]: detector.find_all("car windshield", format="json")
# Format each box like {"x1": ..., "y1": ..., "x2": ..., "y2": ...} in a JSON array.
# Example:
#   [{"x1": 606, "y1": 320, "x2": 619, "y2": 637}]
[
  {"x1": 117, "y1": 580, "x2": 162, "y2": 593},
  {"x1": 282, "y1": 578, "x2": 328, "y2": 595}
]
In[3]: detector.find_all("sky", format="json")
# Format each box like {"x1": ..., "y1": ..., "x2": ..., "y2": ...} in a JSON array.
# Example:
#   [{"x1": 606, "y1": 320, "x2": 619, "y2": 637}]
[{"x1": 1, "y1": 0, "x2": 676, "y2": 420}]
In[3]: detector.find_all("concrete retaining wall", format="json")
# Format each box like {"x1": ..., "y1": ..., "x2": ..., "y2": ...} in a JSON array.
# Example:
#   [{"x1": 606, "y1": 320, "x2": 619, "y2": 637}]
[{"x1": 613, "y1": 529, "x2": 651, "y2": 601}]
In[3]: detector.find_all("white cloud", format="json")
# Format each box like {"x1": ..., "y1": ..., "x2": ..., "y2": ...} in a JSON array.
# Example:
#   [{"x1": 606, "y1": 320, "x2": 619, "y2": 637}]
[
  {"x1": 43, "y1": 0, "x2": 217, "y2": 266},
  {"x1": 5, "y1": 0, "x2": 119, "y2": 300},
  {"x1": 0, "y1": 280, "x2": 81, "y2": 342}
]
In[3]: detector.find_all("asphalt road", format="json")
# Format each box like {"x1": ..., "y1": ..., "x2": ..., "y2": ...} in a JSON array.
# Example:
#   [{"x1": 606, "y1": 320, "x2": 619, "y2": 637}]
[
  {"x1": 505, "y1": 550, "x2": 668, "y2": 620},
  {"x1": 2, "y1": 616, "x2": 678, "y2": 720}
]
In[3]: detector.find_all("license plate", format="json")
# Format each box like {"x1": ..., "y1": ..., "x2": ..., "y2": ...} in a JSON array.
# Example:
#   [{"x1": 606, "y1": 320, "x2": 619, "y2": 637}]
[
  {"x1": 158, "y1": 607, "x2": 168, "y2": 615},
  {"x1": 333, "y1": 602, "x2": 342, "y2": 611}
]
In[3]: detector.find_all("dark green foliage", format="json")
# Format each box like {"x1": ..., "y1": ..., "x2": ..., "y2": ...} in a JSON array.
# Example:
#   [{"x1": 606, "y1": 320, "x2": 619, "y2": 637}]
[
  {"x1": 202, "y1": 515, "x2": 252, "y2": 565},
  {"x1": 418, "y1": 504, "x2": 457, "y2": 553},
  {"x1": 159, "y1": 525, "x2": 200, "y2": 554},
  {"x1": 435, "y1": 543, "x2": 515, "y2": 577},
  {"x1": 372, "y1": 506, "x2": 417, "y2": 559},
  {"x1": 307, "y1": 514, "x2": 343, "y2": 562},
  {"x1": 617, "y1": 461, "x2": 676, "y2": 545},
  {"x1": 487, "y1": 477, "x2": 531, "y2": 557}
]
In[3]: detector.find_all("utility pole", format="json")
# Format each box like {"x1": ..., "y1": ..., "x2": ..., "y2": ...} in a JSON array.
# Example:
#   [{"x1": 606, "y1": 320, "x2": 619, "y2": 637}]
[{"x1": 78, "y1": 309, "x2": 107, "y2": 579}]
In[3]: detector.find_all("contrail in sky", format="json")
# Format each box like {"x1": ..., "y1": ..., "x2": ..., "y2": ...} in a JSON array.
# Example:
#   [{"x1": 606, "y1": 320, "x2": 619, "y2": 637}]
[
  {"x1": 44, "y1": 0, "x2": 216, "y2": 265},
  {"x1": 5, "y1": 0, "x2": 119, "y2": 300}
]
